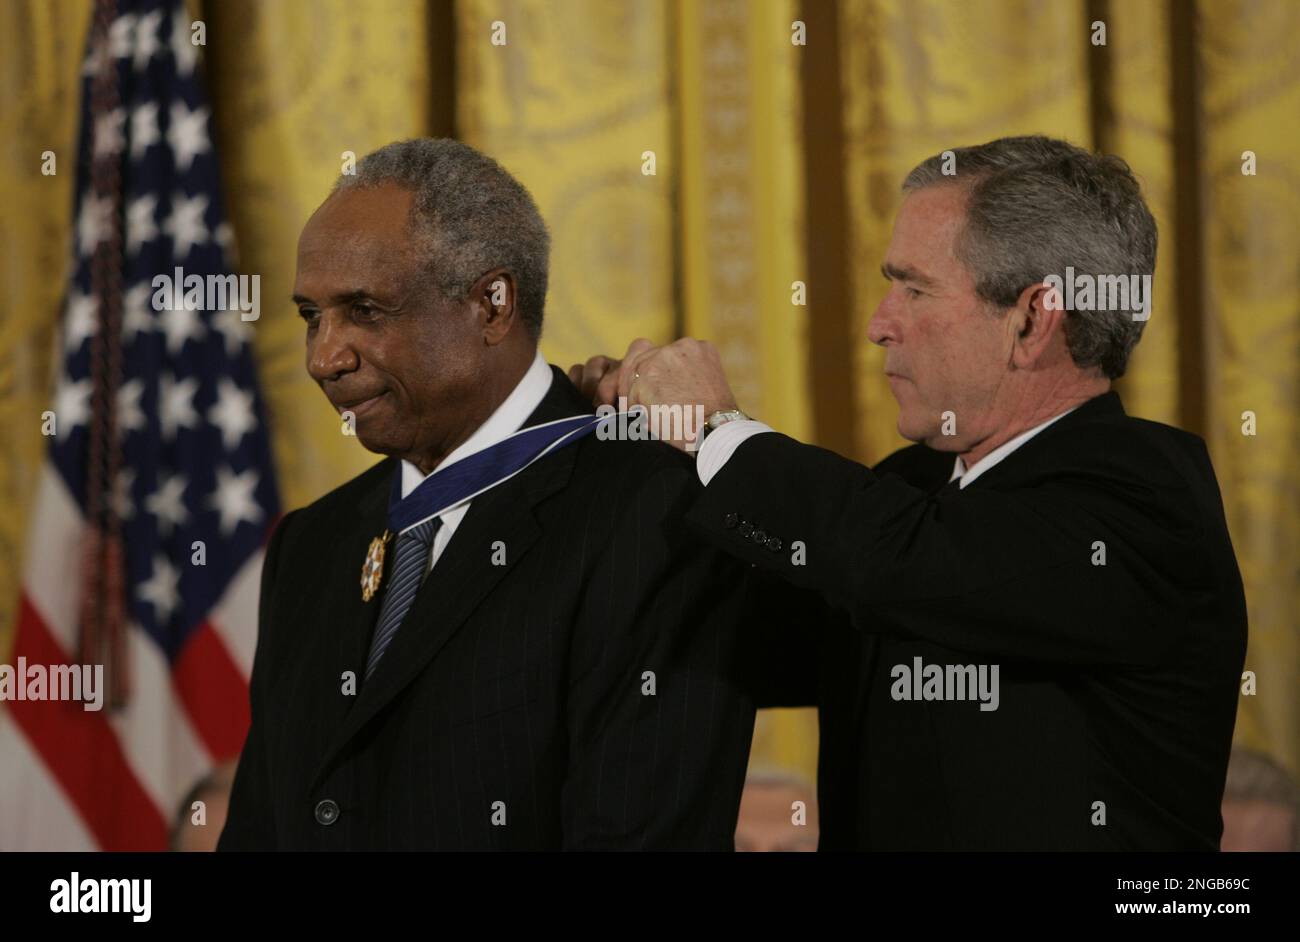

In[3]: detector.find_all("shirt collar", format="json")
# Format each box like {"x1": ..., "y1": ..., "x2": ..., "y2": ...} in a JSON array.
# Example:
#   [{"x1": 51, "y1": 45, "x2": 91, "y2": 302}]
[
  {"x1": 950, "y1": 404, "x2": 1081, "y2": 489},
  {"x1": 400, "y1": 351, "x2": 552, "y2": 500}
]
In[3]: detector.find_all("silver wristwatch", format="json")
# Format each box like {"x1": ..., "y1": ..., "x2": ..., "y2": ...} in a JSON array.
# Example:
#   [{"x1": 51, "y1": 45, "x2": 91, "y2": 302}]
[{"x1": 703, "y1": 409, "x2": 751, "y2": 437}]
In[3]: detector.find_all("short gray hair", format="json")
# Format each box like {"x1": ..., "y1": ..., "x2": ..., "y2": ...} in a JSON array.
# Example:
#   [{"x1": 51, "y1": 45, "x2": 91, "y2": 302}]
[
  {"x1": 333, "y1": 138, "x2": 550, "y2": 339},
  {"x1": 902, "y1": 135, "x2": 1157, "y2": 379}
]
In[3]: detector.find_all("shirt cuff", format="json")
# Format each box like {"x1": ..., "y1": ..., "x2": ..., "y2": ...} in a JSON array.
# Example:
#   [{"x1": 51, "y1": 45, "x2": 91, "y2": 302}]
[{"x1": 696, "y1": 419, "x2": 775, "y2": 485}]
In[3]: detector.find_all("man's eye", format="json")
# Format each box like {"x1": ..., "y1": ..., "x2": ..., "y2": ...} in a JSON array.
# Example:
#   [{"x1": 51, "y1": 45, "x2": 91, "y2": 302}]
[
  {"x1": 353, "y1": 303, "x2": 377, "y2": 320},
  {"x1": 299, "y1": 308, "x2": 319, "y2": 324},
  {"x1": 905, "y1": 286, "x2": 923, "y2": 299}
]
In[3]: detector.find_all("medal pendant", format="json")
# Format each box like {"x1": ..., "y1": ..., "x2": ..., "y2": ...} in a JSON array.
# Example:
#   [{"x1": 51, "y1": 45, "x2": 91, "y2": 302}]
[{"x1": 360, "y1": 529, "x2": 392, "y2": 602}]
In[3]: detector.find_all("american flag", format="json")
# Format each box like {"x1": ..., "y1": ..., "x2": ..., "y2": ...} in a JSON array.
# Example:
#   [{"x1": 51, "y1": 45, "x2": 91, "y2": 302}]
[{"x1": 0, "y1": 0, "x2": 279, "y2": 849}]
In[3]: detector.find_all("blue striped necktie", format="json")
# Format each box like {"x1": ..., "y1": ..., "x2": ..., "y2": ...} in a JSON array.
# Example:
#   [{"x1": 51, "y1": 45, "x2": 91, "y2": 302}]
[{"x1": 364, "y1": 516, "x2": 442, "y2": 679}]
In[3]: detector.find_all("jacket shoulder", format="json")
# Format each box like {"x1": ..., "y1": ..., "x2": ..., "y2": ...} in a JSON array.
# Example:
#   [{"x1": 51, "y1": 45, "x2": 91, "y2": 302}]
[
  {"x1": 571, "y1": 432, "x2": 698, "y2": 485},
  {"x1": 1040, "y1": 408, "x2": 1210, "y2": 492},
  {"x1": 287, "y1": 457, "x2": 394, "y2": 527}
]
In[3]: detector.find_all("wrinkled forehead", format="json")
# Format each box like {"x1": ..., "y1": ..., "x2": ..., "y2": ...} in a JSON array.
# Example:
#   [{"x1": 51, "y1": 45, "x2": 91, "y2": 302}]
[
  {"x1": 295, "y1": 185, "x2": 422, "y2": 297},
  {"x1": 883, "y1": 185, "x2": 980, "y2": 291},
  {"x1": 892, "y1": 185, "x2": 969, "y2": 256}
]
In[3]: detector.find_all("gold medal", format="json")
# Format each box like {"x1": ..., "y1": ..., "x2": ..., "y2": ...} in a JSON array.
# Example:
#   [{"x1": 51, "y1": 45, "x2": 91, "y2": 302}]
[{"x1": 360, "y1": 529, "x2": 392, "y2": 602}]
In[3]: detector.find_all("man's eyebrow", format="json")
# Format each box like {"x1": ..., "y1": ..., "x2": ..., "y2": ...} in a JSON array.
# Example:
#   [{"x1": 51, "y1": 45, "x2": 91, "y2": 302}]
[
  {"x1": 881, "y1": 262, "x2": 938, "y2": 288},
  {"x1": 290, "y1": 290, "x2": 374, "y2": 307}
]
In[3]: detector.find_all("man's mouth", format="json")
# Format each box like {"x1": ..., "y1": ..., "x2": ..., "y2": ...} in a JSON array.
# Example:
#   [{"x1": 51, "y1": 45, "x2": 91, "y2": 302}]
[{"x1": 334, "y1": 390, "x2": 388, "y2": 416}]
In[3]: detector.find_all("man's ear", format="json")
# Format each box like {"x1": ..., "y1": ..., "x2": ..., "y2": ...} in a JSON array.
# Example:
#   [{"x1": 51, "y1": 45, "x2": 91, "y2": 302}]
[
  {"x1": 1010, "y1": 281, "x2": 1068, "y2": 369},
  {"x1": 469, "y1": 268, "x2": 519, "y2": 346}
]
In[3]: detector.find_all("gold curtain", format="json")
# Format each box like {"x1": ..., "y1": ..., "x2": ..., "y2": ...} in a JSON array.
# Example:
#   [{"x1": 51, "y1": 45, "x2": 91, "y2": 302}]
[
  {"x1": 1195, "y1": 0, "x2": 1300, "y2": 775},
  {"x1": 2, "y1": 0, "x2": 1295, "y2": 791},
  {"x1": 455, "y1": 0, "x2": 677, "y2": 372},
  {"x1": 0, "y1": 0, "x2": 94, "y2": 688}
]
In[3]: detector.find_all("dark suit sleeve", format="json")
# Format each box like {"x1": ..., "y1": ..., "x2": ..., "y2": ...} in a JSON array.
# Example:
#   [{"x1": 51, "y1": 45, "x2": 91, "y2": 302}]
[
  {"x1": 685, "y1": 431, "x2": 1203, "y2": 667},
  {"x1": 561, "y1": 459, "x2": 756, "y2": 850},
  {"x1": 217, "y1": 510, "x2": 296, "y2": 851}
]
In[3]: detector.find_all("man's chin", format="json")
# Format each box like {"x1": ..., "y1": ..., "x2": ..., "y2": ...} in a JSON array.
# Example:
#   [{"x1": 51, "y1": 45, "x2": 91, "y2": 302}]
[
  {"x1": 351, "y1": 427, "x2": 398, "y2": 457},
  {"x1": 897, "y1": 417, "x2": 962, "y2": 453},
  {"x1": 895, "y1": 413, "x2": 932, "y2": 446}
]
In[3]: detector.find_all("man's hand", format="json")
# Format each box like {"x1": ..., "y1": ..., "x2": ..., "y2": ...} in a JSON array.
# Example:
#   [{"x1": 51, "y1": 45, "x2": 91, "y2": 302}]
[
  {"x1": 567, "y1": 355, "x2": 622, "y2": 405},
  {"x1": 570, "y1": 338, "x2": 740, "y2": 452}
]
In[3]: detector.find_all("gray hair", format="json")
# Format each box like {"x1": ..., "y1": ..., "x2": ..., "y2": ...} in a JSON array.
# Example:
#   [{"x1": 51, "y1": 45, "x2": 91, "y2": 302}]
[
  {"x1": 902, "y1": 135, "x2": 1157, "y2": 379},
  {"x1": 333, "y1": 138, "x2": 550, "y2": 339}
]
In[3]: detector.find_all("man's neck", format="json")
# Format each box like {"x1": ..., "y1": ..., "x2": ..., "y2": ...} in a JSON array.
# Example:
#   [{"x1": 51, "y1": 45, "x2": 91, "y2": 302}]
[{"x1": 958, "y1": 378, "x2": 1109, "y2": 468}]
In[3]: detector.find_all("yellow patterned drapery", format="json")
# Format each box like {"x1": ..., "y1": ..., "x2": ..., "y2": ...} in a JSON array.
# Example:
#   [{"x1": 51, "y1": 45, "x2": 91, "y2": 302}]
[
  {"x1": 1194, "y1": 0, "x2": 1300, "y2": 779},
  {"x1": 455, "y1": 0, "x2": 677, "y2": 374},
  {"x1": 2, "y1": 0, "x2": 1296, "y2": 794}
]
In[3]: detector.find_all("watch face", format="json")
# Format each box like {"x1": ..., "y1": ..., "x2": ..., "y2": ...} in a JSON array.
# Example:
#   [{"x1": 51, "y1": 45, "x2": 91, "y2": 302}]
[{"x1": 708, "y1": 410, "x2": 746, "y2": 430}]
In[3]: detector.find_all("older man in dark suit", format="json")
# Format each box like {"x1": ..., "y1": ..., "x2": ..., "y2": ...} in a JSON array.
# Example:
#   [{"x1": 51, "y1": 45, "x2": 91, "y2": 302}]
[
  {"x1": 576, "y1": 136, "x2": 1248, "y2": 850},
  {"x1": 218, "y1": 138, "x2": 755, "y2": 850}
]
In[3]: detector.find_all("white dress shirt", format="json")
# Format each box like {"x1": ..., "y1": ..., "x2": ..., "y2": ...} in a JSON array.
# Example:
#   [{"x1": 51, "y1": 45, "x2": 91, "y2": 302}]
[
  {"x1": 695, "y1": 419, "x2": 775, "y2": 486},
  {"x1": 946, "y1": 406, "x2": 1079, "y2": 488},
  {"x1": 399, "y1": 351, "x2": 553, "y2": 571},
  {"x1": 696, "y1": 407, "x2": 1080, "y2": 488}
]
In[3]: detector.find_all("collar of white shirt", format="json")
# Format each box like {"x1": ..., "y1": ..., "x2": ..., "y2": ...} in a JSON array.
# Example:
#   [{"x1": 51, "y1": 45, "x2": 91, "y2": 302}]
[
  {"x1": 399, "y1": 350, "x2": 553, "y2": 501},
  {"x1": 949, "y1": 405, "x2": 1081, "y2": 489}
]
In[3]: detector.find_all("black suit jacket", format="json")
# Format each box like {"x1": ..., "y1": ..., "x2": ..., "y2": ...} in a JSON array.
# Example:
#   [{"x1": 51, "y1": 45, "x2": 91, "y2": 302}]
[
  {"x1": 219, "y1": 368, "x2": 755, "y2": 850},
  {"x1": 687, "y1": 391, "x2": 1247, "y2": 850}
]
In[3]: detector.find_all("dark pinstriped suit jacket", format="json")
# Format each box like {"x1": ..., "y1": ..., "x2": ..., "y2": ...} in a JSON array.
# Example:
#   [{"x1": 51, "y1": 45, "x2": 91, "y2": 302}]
[{"x1": 218, "y1": 368, "x2": 756, "y2": 850}]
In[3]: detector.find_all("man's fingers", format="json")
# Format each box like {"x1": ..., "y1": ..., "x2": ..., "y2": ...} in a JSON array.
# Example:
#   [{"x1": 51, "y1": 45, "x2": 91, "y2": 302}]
[
  {"x1": 586, "y1": 356, "x2": 620, "y2": 401},
  {"x1": 616, "y1": 346, "x2": 656, "y2": 402},
  {"x1": 612, "y1": 339, "x2": 659, "y2": 402},
  {"x1": 570, "y1": 339, "x2": 658, "y2": 405},
  {"x1": 569, "y1": 355, "x2": 618, "y2": 400},
  {"x1": 624, "y1": 337, "x2": 656, "y2": 361},
  {"x1": 585, "y1": 356, "x2": 618, "y2": 405},
  {"x1": 595, "y1": 367, "x2": 622, "y2": 407}
]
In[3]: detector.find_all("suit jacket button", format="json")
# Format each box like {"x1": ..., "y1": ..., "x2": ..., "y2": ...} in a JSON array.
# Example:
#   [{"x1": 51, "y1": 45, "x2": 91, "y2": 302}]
[
  {"x1": 723, "y1": 512, "x2": 738, "y2": 529},
  {"x1": 315, "y1": 799, "x2": 340, "y2": 826},
  {"x1": 738, "y1": 521, "x2": 753, "y2": 537},
  {"x1": 766, "y1": 537, "x2": 782, "y2": 552},
  {"x1": 752, "y1": 529, "x2": 768, "y2": 544}
]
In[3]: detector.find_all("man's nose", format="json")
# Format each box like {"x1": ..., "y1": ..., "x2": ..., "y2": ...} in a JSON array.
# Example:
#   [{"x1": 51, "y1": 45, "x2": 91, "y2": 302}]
[
  {"x1": 867, "y1": 291, "x2": 899, "y2": 347},
  {"x1": 306, "y1": 314, "x2": 359, "y2": 382}
]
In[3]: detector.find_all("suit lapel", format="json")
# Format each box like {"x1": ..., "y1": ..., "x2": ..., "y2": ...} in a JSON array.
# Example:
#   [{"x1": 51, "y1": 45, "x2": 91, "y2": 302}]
[
  {"x1": 309, "y1": 367, "x2": 592, "y2": 790},
  {"x1": 344, "y1": 465, "x2": 394, "y2": 666},
  {"x1": 292, "y1": 459, "x2": 393, "y2": 748}
]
